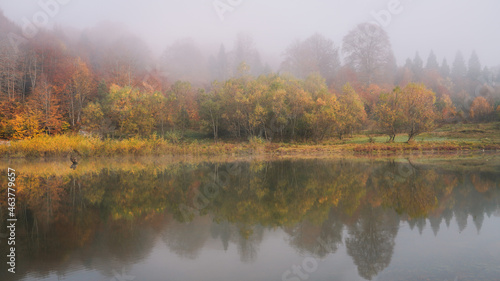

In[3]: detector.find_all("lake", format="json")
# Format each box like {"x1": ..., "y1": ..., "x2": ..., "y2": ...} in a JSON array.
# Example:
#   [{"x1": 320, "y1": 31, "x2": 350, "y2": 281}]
[{"x1": 1, "y1": 155, "x2": 499, "y2": 281}]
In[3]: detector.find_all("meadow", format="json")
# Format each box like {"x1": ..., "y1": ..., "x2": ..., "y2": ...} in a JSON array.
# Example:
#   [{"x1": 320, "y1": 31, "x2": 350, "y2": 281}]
[{"x1": 1, "y1": 122, "x2": 498, "y2": 159}]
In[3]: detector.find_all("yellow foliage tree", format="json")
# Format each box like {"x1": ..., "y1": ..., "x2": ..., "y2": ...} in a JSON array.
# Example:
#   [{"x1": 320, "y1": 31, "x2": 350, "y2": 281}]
[
  {"x1": 374, "y1": 87, "x2": 404, "y2": 142},
  {"x1": 305, "y1": 95, "x2": 339, "y2": 141},
  {"x1": 81, "y1": 102, "x2": 104, "y2": 134},
  {"x1": 336, "y1": 83, "x2": 367, "y2": 139},
  {"x1": 10, "y1": 108, "x2": 43, "y2": 139},
  {"x1": 375, "y1": 83, "x2": 437, "y2": 142}
]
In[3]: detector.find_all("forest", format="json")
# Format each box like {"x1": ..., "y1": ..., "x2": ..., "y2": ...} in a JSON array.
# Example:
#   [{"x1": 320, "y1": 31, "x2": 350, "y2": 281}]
[{"x1": 1, "y1": 11, "x2": 499, "y2": 145}]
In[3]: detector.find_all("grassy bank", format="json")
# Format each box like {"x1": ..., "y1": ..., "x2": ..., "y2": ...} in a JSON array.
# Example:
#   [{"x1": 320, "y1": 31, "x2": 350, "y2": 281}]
[
  {"x1": 0, "y1": 134, "x2": 258, "y2": 158},
  {"x1": 0, "y1": 122, "x2": 499, "y2": 158}
]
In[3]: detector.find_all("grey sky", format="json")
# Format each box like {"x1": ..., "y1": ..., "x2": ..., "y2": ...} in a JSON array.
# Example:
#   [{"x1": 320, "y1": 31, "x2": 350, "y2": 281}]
[{"x1": 1, "y1": 0, "x2": 499, "y2": 67}]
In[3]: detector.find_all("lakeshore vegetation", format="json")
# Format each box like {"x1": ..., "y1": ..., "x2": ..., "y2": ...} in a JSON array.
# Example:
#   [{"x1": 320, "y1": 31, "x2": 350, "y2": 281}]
[{"x1": 1, "y1": 13, "x2": 499, "y2": 158}]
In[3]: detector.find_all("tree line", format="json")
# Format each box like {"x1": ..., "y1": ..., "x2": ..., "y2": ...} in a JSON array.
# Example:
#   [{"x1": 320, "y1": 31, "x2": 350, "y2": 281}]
[{"x1": 0, "y1": 11, "x2": 499, "y2": 142}]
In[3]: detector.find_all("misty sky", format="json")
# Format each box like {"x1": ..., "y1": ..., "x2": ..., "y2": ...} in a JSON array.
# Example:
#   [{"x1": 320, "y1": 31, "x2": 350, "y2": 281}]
[{"x1": 2, "y1": 0, "x2": 500, "y2": 68}]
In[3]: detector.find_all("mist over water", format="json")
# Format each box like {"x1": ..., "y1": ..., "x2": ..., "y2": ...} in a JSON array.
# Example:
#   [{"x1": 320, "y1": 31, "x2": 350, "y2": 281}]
[
  {"x1": 1, "y1": 2, "x2": 500, "y2": 280},
  {"x1": 0, "y1": 157, "x2": 499, "y2": 281}
]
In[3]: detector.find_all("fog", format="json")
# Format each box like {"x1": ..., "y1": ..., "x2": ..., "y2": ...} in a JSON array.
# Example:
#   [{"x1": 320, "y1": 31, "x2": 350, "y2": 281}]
[{"x1": 2, "y1": 0, "x2": 500, "y2": 69}]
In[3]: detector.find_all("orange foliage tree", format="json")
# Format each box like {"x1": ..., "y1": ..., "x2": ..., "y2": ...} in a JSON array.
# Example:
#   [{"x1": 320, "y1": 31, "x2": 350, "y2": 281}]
[
  {"x1": 29, "y1": 75, "x2": 66, "y2": 134},
  {"x1": 469, "y1": 96, "x2": 493, "y2": 121},
  {"x1": 68, "y1": 58, "x2": 95, "y2": 127},
  {"x1": 9, "y1": 107, "x2": 43, "y2": 139}
]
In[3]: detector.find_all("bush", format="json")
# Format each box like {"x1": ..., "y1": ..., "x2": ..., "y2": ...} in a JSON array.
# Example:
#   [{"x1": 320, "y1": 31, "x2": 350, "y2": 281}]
[
  {"x1": 248, "y1": 136, "x2": 267, "y2": 145},
  {"x1": 165, "y1": 131, "x2": 183, "y2": 144}
]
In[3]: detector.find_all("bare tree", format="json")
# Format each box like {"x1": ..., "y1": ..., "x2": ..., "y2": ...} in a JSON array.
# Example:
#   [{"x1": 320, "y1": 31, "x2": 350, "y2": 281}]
[
  {"x1": 0, "y1": 39, "x2": 23, "y2": 100},
  {"x1": 281, "y1": 33, "x2": 340, "y2": 85},
  {"x1": 161, "y1": 38, "x2": 208, "y2": 84},
  {"x1": 342, "y1": 23, "x2": 395, "y2": 85}
]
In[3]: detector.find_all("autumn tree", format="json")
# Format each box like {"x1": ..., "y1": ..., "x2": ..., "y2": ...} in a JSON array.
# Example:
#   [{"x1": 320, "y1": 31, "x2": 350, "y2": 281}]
[
  {"x1": 102, "y1": 85, "x2": 156, "y2": 137},
  {"x1": 374, "y1": 87, "x2": 404, "y2": 142},
  {"x1": 469, "y1": 96, "x2": 493, "y2": 121},
  {"x1": 81, "y1": 102, "x2": 104, "y2": 135},
  {"x1": 342, "y1": 23, "x2": 395, "y2": 85},
  {"x1": 304, "y1": 95, "x2": 339, "y2": 141},
  {"x1": 283, "y1": 76, "x2": 313, "y2": 139},
  {"x1": 167, "y1": 81, "x2": 199, "y2": 134},
  {"x1": 336, "y1": 83, "x2": 367, "y2": 139},
  {"x1": 0, "y1": 93, "x2": 20, "y2": 138},
  {"x1": 258, "y1": 75, "x2": 287, "y2": 140},
  {"x1": 29, "y1": 75, "x2": 66, "y2": 134},
  {"x1": 68, "y1": 58, "x2": 95, "y2": 128},
  {"x1": 375, "y1": 84, "x2": 437, "y2": 142},
  {"x1": 9, "y1": 107, "x2": 43, "y2": 139},
  {"x1": 435, "y1": 94, "x2": 457, "y2": 122},
  {"x1": 399, "y1": 83, "x2": 437, "y2": 142},
  {"x1": 149, "y1": 91, "x2": 170, "y2": 136},
  {"x1": 199, "y1": 86, "x2": 223, "y2": 141}
]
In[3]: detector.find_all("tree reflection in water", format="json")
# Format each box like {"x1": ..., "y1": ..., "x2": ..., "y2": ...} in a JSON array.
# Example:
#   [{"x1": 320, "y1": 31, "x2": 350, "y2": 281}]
[{"x1": 0, "y1": 157, "x2": 499, "y2": 280}]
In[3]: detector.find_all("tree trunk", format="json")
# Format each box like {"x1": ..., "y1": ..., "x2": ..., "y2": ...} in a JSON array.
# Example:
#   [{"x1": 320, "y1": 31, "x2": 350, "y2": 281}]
[{"x1": 407, "y1": 134, "x2": 414, "y2": 143}]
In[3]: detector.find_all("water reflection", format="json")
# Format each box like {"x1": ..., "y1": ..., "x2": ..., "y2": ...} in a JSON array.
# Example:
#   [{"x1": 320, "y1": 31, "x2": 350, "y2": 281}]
[{"x1": 0, "y1": 157, "x2": 499, "y2": 280}]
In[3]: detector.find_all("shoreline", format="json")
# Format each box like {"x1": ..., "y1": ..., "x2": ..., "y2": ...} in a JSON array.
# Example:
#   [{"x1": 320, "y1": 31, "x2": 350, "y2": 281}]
[
  {"x1": 0, "y1": 134, "x2": 499, "y2": 159},
  {"x1": 1, "y1": 150, "x2": 499, "y2": 178}
]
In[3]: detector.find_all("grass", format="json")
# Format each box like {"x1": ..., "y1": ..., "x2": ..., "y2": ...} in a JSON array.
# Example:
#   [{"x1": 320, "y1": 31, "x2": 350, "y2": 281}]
[
  {"x1": 0, "y1": 122, "x2": 499, "y2": 159},
  {"x1": 0, "y1": 134, "x2": 257, "y2": 158}
]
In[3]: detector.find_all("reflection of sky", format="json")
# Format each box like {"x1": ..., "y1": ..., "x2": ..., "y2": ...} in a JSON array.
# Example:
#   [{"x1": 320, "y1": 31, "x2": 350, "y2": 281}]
[
  {"x1": 22, "y1": 215, "x2": 500, "y2": 281},
  {"x1": 380, "y1": 216, "x2": 500, "y2": 280},
  {"x1": 106, "y1": 228, "x2": 367, "y2": 281}
]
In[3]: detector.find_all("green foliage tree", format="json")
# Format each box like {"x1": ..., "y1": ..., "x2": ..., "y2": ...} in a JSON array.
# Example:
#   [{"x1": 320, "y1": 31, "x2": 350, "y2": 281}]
[
  {"x1": 412, "y1": 52, "x2": 424, "y2": 81},
  {"x1": 199, "y1": 87, "x2": 223, "y2": 141},
  {"x1": 94, "y1": 84, "x2": 157, "y2": 138},
  {"x1": 467, "y1": 51, "x2": 481, "y2": 80},
  {"x1": 81, "y1": 102, "x2": 104, "y2": 134},
  {"x1": 440, "y1": 59, "x2": 450, "y2": 78},
  {"x1": 425, "y1": 50, "x2": 439, "y2": 71},
  {"x1": 451, "y1": 51, "x2": 467, "y2": 79}
]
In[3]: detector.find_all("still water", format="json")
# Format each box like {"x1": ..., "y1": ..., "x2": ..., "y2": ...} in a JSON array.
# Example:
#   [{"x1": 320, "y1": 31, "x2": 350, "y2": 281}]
[{"x1": 0, "y1": 155, "x2": 499, "y2": 281}]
